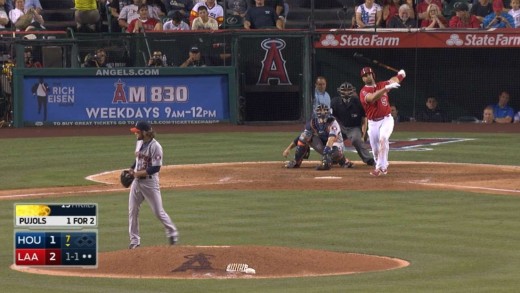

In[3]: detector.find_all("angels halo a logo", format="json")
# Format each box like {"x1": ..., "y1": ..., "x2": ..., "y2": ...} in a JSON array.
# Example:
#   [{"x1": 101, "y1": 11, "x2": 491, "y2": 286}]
[
  {"x1": 256, "y1": 38, "x2": 291, "y2": 85},
  {"x1": 344, "y1": 138, "x2": 472, "y2": 151}
]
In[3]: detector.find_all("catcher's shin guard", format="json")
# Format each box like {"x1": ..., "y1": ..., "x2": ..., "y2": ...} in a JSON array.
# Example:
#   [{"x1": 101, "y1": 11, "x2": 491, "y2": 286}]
[
  {"x1": 294, "y1": 144, "x2": 309, "y2": 162},
  {"x1": 302, "y1": 145, "x2": 310, "y2": 159}
]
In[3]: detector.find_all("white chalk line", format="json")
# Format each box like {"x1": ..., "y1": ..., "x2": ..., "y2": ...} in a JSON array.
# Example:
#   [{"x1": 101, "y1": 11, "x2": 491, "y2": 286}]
[
  {"x1": 408, "y1": 182, "x2": 520, "y2": 193},
  {"x1": 0, "y1": 188, "x2": 127, "y2": 200}
]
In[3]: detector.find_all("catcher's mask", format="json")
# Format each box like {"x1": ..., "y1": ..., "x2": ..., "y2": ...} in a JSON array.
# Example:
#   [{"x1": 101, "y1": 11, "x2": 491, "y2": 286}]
[
  {"x1": 360, "y1": 67, "x2": 375, "y2": 79},
  {"x1": 337, "y1": 82, "x2": 356, "y2": 98},
  {"x1": 315, "y1": 104, "x2": 331, "y2": 121}
]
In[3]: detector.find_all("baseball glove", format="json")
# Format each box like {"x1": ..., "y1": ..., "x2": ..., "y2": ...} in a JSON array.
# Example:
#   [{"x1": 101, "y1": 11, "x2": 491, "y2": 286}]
[{"x1": 120, "y1": 170, "x2": 134, "y2": 188}]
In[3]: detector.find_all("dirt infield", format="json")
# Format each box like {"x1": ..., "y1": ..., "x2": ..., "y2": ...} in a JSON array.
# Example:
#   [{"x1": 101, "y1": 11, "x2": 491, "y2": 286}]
[{"x1": 7, "y1": 161, "x2": 520, "y2": 279}]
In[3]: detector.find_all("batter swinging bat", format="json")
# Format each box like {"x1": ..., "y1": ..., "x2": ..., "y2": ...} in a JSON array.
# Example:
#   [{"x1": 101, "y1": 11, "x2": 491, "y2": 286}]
[{"x1": 353, "y1": 52, "x2": 399, "y2": 73}]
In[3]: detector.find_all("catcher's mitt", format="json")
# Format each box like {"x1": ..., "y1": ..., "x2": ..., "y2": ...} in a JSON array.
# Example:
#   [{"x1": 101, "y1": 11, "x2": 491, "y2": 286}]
[{"x1": 120, "y1": 170, "x2": 134, "y2": 188}]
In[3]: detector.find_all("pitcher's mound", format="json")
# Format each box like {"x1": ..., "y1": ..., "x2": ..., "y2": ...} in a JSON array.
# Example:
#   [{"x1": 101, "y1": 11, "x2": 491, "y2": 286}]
[{"x1": 12, "y1": 245, "x2": 409, "y2": 279}]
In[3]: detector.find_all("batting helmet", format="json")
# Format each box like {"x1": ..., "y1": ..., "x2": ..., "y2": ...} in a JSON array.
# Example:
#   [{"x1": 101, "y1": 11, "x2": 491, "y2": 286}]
[
  {"x1": 360, "y1": 67, "x2": 375, "y2": 78},
  {"x1": 337, "y1": 82, "x2": 356, "y2": 97}
]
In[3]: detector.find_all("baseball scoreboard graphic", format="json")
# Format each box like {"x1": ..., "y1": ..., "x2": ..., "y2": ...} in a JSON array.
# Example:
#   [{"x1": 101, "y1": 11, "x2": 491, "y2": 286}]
[{"x1": 14, "y1": 204, "x2": 98, "y2": 267}]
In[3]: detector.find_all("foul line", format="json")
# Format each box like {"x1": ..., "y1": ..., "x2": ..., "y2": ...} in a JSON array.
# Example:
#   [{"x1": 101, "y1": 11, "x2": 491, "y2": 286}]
[
  {"x1": 409, "y1": 182, "x2": 520, "y2": 193},
  {"x1": 0, "y1": 188, "x2": 127, "y2": 200}
]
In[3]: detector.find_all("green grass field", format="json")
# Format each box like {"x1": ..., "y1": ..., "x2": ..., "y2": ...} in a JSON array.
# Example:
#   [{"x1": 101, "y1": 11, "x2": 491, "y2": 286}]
[{"x1": 1, "y1": 130, "x2": 520, "y2": 293}]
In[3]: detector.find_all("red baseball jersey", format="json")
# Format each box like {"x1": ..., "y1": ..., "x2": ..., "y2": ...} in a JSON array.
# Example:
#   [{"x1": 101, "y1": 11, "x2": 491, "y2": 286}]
[
  {"x1": 360, "y1": 81, "x2": 391, "y2": 120},
  {"x1": 128, "y1": 18, "x2": 160, "y2": 33}
]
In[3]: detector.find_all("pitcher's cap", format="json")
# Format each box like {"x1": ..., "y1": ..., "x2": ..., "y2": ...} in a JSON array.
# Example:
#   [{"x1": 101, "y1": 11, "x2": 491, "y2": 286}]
[{"x1": 130, "y1": 121, "x2": 152, "y2": 133}]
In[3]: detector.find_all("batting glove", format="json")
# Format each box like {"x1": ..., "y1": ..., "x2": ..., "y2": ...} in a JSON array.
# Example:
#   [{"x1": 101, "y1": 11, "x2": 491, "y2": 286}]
[
  {"x1": 398, "y1": 69, "x2": 406, "y2": 78},
  {"x1": 385, "y1": 82, "x2": 400, "y2": 91}
]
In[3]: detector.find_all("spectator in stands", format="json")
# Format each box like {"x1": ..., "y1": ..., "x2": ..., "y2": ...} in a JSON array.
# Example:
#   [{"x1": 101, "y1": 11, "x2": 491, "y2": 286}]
[
  {"x1": 508, "y1": 0, "x2": 520, "y2": 28},
  {"x1": 83, "y1": 48, "x2": 112, "y2": 68},
  {"x1": 470, "y1": 0, "x2": 493, "y2": 23},
  {"x1": 128, "y1": 4, "x2": 162, "y2": 32},
  {"x1": 191, "y1": 5, "x2": 218, "y2": 29},
  {"x1": 24, "y1": 46, "x2": 42, "y2": 67},
  {"x1": 383, "y1": 0, "x2": 414, "y2": 27},
  {"x1": 225, "y1": 0, "x2": 249, "y2": 18},
  {"x1": 390, "y1": 105, "x2": 399, "y2": 121},
  {"x1": 74, "y1": 0, "x2": 100, "y2": 32},
  {"x1": 147, "y1": 50, "x2": 166, "y2": 67},
  {"x1": 264, "y1": 0, "x2": 285, "y2": 28},
  {"x1": 147, "y1": 0, "x2": 167, "y2": 18},
  {"x1": 416, "y1": 0, "x2": 442, "y2": 27},
  {"x1": 417, "y1": 97, "x2": 447, "y2": 122},
  {"x1": 179, "y1": 45, "x2": 212, "y2": 67},
  {"x1": 264, "y1": 0, "x2": 284, "y2": 17},
  {"x1": 421, "y1": 3, "x2": 447, "y2": 28},
  {"x1": 390, "y1": 105, "x2": 414, "y2": 122},
  {"x1": 189, "y1": 0, "x2": 224, "y2": 27},
  {"x1": 1, "y1": 0, "x2": 12, "y2": 30},
  {"x1": 483, "y1": 0, "x2": 515, "y2": 28},
  {"x1": 24, "y1": 0, "x2": 40, "y2": 13},
  {"x1": 165, "y1": 0, "x2": 193, "y2": 23},
  {"x1": 482, "y1": 106, "x2": 495, "y2": 123},
  {"x1": 163, "y1": 10, "x2": 190, "y2": 30},
  {"x1": 0, "y1": 0, "x2": 13, "y2": 30},
  {"x1": 449, "y1": 2, "x2": 481, "y2": 28},
  {"x1": 387, "y1": 3, "x2": 416, "y2": 28},
  {"x1": 355, "y1": 0, "x2": 382, "y2": 28},
  {"x1": 514, "y1": 111, "x2": 520, "y2": 123},
  {"x1": 313, "y1": 76, "x2": 330, "y2": 108},
  {"x1": 9, "y1": 0, "x2": 45, "y2": 31},
  {"x1": 118, "y1": 0, "x2": 159, "y2": 33},
  {"x1": 490, "y1": 91, "x2": 515, "y2": 123},
  {"x1": 109, "y1": 0, "x2": 131, "y2": 32},
  {"x1": 3, "y1": 0, "x2": 13, "y2": 15},
  {"x1": 244, "y1": 0, "x2": 283, "y2": 29}
]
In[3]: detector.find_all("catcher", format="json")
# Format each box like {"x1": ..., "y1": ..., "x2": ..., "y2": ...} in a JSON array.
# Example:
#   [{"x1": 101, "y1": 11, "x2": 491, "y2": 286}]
[{"x1": 284, "y1": 104, "x2": 353, "y2": 170}]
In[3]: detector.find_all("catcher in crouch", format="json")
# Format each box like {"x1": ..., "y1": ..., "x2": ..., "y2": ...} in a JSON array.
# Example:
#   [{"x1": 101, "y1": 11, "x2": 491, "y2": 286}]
[{"x1": 285, "y1": 104, "x2": 354, "y2": 170}]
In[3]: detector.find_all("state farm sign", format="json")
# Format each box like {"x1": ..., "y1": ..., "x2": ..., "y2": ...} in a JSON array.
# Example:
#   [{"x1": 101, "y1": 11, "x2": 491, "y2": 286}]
[
  {"x1": 320, "y1": 34, "x2": 400, "y2": 47},
  {"x1": 315, "y1": 29, "x2": 520, "y2": 48},
  {"x1": 449, "y1": 33, "x2": 520, "y2": 46}
]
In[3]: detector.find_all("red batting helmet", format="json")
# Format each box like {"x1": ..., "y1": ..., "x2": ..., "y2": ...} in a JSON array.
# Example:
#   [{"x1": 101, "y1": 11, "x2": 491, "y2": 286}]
[{"x1": 360, "y1": 67, "x2": 375, "y2": 78}]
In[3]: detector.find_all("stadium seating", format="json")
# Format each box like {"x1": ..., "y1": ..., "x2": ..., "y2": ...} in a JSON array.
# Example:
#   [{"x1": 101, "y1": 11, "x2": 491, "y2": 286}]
[
  {"x1": 285, "y1": 0, "x2": 354, "y2": 29},
  {"x1": 40, "y1": 0, "x2": 76, "y2": 31}
]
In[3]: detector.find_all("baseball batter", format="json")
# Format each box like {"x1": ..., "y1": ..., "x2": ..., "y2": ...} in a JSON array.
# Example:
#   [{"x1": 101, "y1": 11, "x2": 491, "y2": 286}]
[
  {"x1": 127, "y1": 121, "x2": 179, "y2": 249},
  {"x1": 284, "y1": 104, "x2": 353, "y2": 170},
  {"x1": 359, "y1": 67, "x2": 405, "y2": 176}
]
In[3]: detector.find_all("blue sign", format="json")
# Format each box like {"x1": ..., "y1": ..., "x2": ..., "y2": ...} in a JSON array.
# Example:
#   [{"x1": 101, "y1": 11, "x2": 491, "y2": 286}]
[{"x1": 22, "y1": 75, "x2": 229, "y2": 126}]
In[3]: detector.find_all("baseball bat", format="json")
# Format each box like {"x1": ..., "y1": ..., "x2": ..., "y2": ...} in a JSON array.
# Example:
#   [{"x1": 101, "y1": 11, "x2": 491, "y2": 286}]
[{"x1": 353, "y1": 52, "x2": 400, "y2": 73}]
